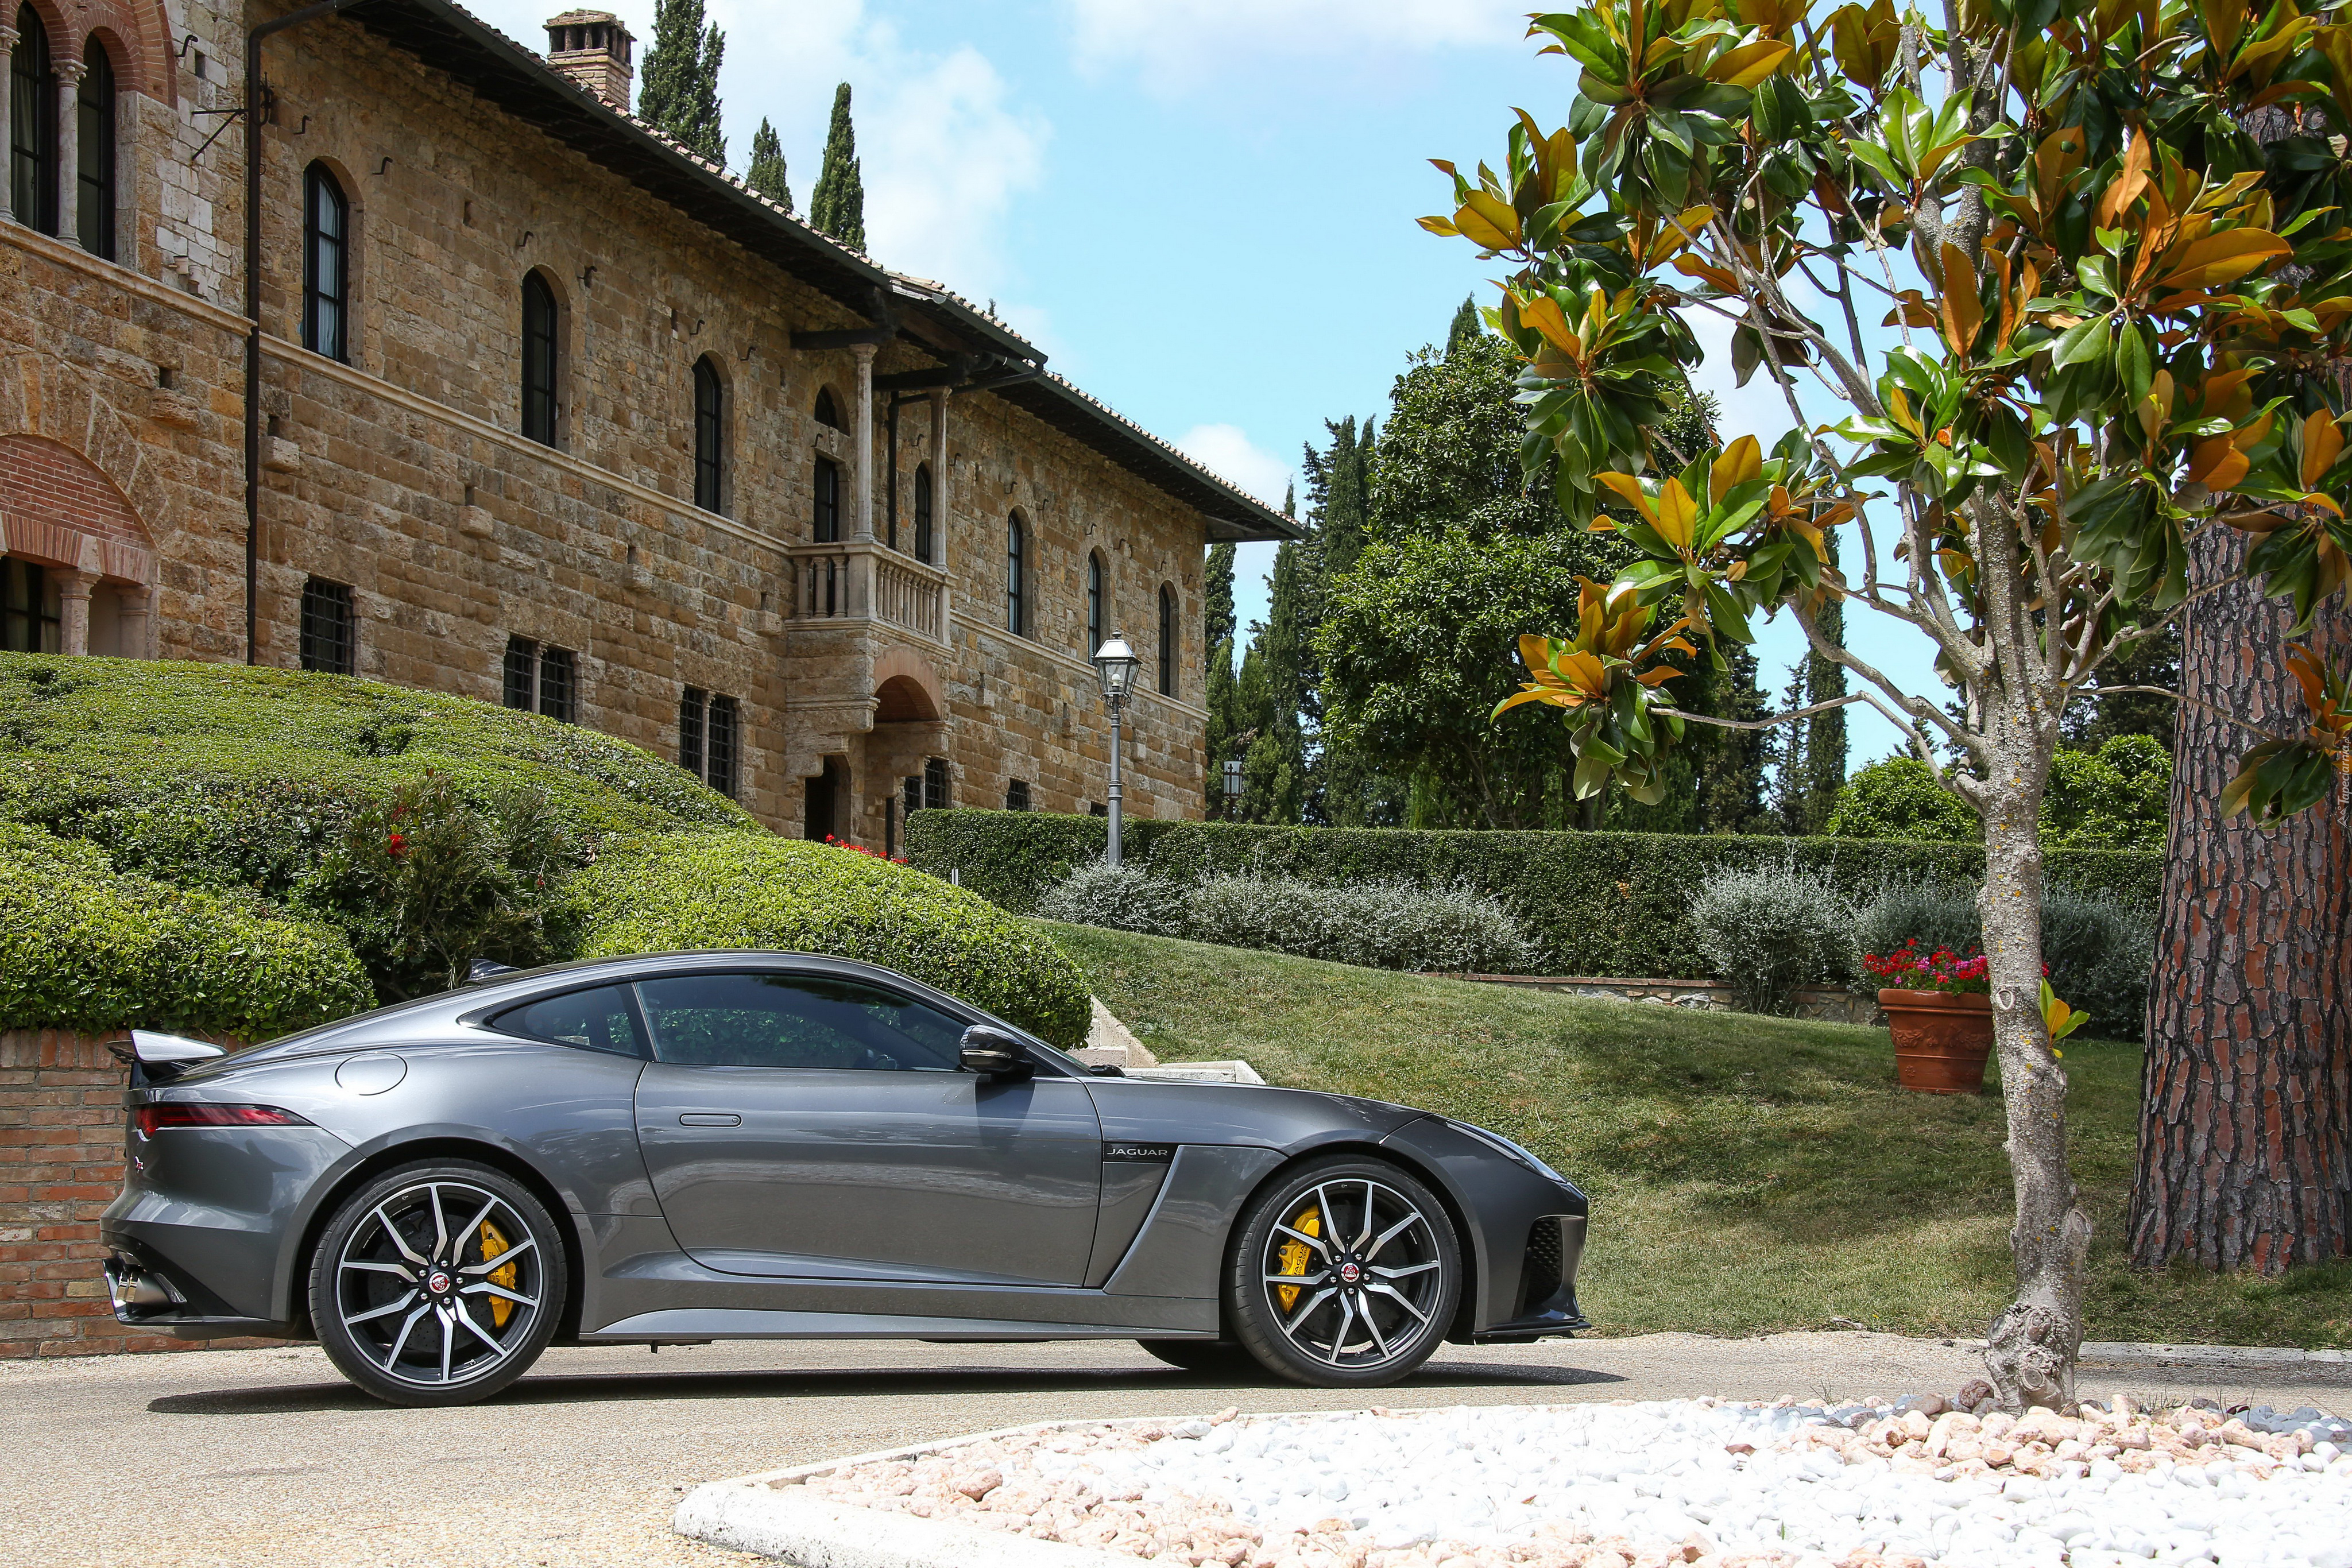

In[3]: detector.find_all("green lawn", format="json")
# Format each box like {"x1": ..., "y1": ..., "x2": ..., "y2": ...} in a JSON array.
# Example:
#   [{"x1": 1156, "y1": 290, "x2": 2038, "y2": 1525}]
[{"x1": 1045, "y1": 921, "x2": 2352, "y2": 1350}]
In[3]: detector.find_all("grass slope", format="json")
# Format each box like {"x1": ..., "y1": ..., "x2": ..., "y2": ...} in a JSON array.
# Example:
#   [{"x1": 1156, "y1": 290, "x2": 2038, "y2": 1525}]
[{"x1": 1048, "y1": 922, "x2": 2352, "y2": 1349}]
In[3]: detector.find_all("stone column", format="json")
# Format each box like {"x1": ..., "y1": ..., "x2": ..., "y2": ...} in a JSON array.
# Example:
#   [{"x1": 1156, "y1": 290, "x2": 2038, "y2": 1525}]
[
  {"x1": 0, "y1": 21, "x2": 18, "y2": 226},
  {"x1": 116, "y1": 583, "x2": 154, "y2": 658},
  {"x1": 56, "y1": 59, "x2": 84, "y2": 250},
  {"x1": 851, "y1": 343, "x2": 877, "y2": 542},
  {"x1": 929, "y1": 388, "x2": 952, "y2": 634},
  {"x1": 55, "y1": 571, "x2": 98, "y2": 655}
]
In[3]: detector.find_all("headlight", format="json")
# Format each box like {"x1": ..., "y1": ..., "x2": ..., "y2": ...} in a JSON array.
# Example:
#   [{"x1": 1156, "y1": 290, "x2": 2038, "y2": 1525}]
[{"x1": 1450, "y1": 1119, "x2": 1572, "y2": 1187}]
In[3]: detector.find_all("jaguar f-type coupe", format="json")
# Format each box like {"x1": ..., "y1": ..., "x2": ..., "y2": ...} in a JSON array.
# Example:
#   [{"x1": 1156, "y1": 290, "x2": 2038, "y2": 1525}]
[{"x1": 102, "y1": 950, "x2": 1589, "y2": 1406}]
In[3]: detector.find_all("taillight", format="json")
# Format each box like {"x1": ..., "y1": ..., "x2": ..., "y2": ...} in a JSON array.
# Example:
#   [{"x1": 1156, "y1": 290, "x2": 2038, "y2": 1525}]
[{"x1": 135, "y1": 1104, "x2": 312, "y2": 1138}]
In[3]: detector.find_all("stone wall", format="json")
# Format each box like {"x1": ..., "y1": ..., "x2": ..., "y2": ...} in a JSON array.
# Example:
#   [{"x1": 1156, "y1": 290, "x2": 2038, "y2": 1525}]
[
  {"x1": 2, "y1": 1, "x2": 1223, "y2": 835},
  {"x1": 1433, "y1": 974, "x2": 1885, "y2": 1027},
  {"x1": 0, "y1": 1029, "x2": 274, "y2": 1358}
]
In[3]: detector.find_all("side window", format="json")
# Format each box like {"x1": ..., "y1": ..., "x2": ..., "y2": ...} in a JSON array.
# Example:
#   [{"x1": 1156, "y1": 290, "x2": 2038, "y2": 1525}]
[
  {"x1": 493, "y1": 984, "x2": 643, "y2": 1056},
  {"x1": 636, "y1": 972, "x2": 967, "y2": 1072}
]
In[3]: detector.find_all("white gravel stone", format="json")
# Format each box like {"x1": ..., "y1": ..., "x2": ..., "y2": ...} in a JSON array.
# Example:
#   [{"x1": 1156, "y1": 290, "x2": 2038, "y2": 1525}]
[{"x1": 779, "y1": 1396, "x2": 2352, "y2": 1568}]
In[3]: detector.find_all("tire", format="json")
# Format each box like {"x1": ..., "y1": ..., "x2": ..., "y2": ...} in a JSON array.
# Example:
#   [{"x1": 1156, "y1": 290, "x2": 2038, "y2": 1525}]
[
  {"x1": 1138, "y1": 1338, "x2": 1263, "y2": 1377},
  {"x1": 1225, "y1": 1156, "x2": 1460, "y2": 1388},
  {"x1": 308, "y1": 1159, "x2": 568, "y2": 1408}
]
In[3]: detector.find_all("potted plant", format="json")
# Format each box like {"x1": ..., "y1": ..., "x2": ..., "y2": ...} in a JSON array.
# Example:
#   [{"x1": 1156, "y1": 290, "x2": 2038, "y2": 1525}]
[{"x1": 1862, "y1": 940, "x2": 1994, "y2": 1094}]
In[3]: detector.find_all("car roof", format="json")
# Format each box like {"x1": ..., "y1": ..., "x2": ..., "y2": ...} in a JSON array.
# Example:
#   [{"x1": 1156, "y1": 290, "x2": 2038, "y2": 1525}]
[{"x1": 226, "y1": 950, "x2": 1055, "y2": 1066}]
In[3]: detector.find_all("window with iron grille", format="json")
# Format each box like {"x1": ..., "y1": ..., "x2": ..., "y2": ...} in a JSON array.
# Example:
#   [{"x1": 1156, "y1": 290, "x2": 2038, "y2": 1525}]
[
  {"x1": 521, "y1": 272, "x2": 560, "y2": 446},
  {"x1": 1004, "y1": 779, "x2": 1031, "y2": 812},
  {"x1": 502, "y1": 637, "x2": 576, "y2": 721},
  {"x1": 814, "y1": 455, "x2": 841, "y2": 543},
  {"x1": 299, "y1": 579, "x2": 355, "y2": 675},
  {"x1": 503, "y1": 636, "x2": 536, "y2": 710},
  {"x1": 678, "y1": 686, "x2": 706, "y2": 780},
  {"x1": 303, "y1": 162, "x2": 349, "y2": 362},
  {"x1": 923, "y1": 757, "x2": 950, "y2": 811},
  {"x1": 903, "y1": 774, "x2": 921, "y2": 822},
  {"x1": 537, "y1": 645, "x2": 577, "y2": 723},
  {"x1": 706, "y1": 695, "x2": 740, "y2": 798},
  {"x1": 693, "y1": 357, "x2": 726, "y2": 514}
]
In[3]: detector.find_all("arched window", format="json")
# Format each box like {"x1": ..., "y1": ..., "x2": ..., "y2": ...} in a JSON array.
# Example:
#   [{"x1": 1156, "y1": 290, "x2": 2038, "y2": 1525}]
[
  {"x1": 1085, "y1": 551, "x2": 1104, "y2": 658},
  {"x1": 10, "y1": 7, "x2": 57, "y2": 235},
  {"x1": 814, "y1": 386, "x2": 845, "y2": 431},
  {"x1": 75, "y1": 38, "x2": 113, "y2": 257},
  {"x1": 693, "y1": 356, "x2": 726, "y2": 514},
  {"x1": 302, "y1": 163, "x2": 350, "y2": 362},
  {"x1": 1005, "y1": 513, "x2": 1027, "y2": 636},
  {"x1": 520, "y1": 271, "x2": 559, "y2": 446},
  {"x1": 912, "y1": 462, "x2": 934, "y2": 564},
  {"x1": 1158, "y1": 584, "x2": 1177, "y2": 696},
  {"x1": 813, "y1": 454, "x2": 841, "y2": 542}
]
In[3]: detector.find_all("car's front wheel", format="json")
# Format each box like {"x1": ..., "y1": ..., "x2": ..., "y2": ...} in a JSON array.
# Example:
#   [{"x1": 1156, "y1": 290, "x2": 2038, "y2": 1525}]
[
  {"x1": 1225, "y1": 1156, "x2": 1460, "y2": 1387},
  {"x1": 308, "y1": 1159, "x2": 567, "y2": 1407}
]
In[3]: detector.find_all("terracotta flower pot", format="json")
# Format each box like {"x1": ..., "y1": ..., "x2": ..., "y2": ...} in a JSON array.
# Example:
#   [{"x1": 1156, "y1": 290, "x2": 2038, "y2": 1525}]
[{"x1": 1878, "y1": 988, "x2": 1994, "y2": 1094}]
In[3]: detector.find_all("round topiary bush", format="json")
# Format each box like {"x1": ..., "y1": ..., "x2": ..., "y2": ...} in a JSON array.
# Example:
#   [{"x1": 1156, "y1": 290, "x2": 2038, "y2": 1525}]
[
  {"x1": 0, "y1": 823, "x2": 374, "y2": 1039},
  {"x1": 0, "y1": 653, "x2": 754, "y2": 900},
  {"x1": 569, "y1": 834, "x2": 1093, "y2": 1048}
]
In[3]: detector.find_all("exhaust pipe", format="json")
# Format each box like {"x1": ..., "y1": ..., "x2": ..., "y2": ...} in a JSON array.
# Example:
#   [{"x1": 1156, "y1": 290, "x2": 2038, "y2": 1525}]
[{"x1": 104, "y1": 1255, "x2": 181, "y2": 1321}]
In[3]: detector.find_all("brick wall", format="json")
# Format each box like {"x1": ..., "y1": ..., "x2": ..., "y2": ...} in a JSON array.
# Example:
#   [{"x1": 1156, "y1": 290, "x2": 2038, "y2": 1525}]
[{"x1": 0, "y1": 1029, "x2": 273, "y2": 1359}]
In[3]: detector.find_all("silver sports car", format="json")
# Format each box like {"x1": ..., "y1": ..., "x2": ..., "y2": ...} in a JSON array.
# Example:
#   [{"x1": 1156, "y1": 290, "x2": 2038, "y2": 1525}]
[{"x1": 102, "y1": 950, "x2": 1589, "y2": 1406}]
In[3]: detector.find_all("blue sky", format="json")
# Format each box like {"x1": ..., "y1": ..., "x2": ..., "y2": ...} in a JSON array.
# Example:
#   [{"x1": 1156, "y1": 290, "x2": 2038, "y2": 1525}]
[{"x1": 466, "y1": 0, "x2": 1941, "y2": 765}]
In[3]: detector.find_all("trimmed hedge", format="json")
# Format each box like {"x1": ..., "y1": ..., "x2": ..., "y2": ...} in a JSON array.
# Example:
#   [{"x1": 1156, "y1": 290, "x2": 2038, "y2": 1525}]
[
  {"x1": 906, "y1": 811, "x2": 2163, "y2": 979},
  {"x1": 570, "y1": 834, "x2": 1093, "y2": 1048},
  {"x1": 0, "y1": 823, "x2": 374, "y2": 1037},
  {"x1": 0, "y1": 654, "x2": 754, "y2": 900}
]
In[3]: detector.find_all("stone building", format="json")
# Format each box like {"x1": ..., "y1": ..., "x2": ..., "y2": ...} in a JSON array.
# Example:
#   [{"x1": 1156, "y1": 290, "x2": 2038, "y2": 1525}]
[{"x1": 0, "y1": 0, "x2": 1292, "y2": 842}]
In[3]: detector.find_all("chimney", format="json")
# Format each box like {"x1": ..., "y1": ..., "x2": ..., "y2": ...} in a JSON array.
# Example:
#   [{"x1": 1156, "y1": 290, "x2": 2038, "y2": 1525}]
[{"x1": 544, "y1": 10, "x2": 634, "y2": 113}]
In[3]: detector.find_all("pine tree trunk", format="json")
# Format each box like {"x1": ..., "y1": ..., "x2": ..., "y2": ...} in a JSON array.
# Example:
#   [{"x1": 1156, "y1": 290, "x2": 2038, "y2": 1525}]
[
  {"x1": 1976, "y1": 692, "x2": 2093, "y2": 1409},
  {"x1": 2127, "y1": 527, "x2": 2352, "y2": 1272}
]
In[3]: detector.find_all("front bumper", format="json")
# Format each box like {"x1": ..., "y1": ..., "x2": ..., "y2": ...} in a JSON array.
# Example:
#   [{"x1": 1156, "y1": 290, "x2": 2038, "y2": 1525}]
[{"x1": 1471, "y1": 1213, "x2": 1590, "y2": 1341}]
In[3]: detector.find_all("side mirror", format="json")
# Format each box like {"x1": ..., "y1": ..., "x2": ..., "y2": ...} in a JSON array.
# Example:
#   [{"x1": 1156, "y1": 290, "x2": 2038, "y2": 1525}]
[{"x1": 959, "y1": 1024, "x2": 1032, "y2": 1079}]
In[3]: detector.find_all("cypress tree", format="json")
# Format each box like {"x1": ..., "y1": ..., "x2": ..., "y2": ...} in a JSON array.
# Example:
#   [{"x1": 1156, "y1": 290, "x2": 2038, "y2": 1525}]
[
  {"x1": 1204, "y1": 544, "x2": 1235, "y2": 672},
  {"x1": 746, "y1": 119, "x2": 792, "y2": 212},
  {"x1": 810, "y1": 83, "x2": 867, "y2": 251},
  {"x1": 637, "y1": 0, "x2": 727, "y2": 164},
  {"x1": 1801, "y1": 530, "x2": 1848, "y2": 831},
  {"x1": 1445, "y1": 295, "x2": 1483, "y2": 356}
]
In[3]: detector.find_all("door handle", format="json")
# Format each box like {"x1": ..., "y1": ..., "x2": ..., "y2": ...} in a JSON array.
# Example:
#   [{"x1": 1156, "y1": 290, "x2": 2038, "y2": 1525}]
[{"x1": 678, "y1": 1112, "x2": 742, "y2": 1126}]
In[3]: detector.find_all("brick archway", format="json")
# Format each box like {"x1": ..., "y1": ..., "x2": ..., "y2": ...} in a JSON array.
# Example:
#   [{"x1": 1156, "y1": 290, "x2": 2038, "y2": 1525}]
[{"x1": 1, "y1": 433, "x2": 157, "y2": 655}]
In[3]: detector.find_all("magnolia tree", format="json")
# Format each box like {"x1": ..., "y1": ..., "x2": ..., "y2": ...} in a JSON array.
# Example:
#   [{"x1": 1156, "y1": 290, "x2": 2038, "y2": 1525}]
[{"x1": 1432, "y1": 0, "x2": 2352, "y2": 1408}]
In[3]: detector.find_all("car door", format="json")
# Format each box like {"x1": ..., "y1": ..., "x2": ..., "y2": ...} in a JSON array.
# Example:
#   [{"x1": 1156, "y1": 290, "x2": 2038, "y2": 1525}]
[{"x1": 630, "y1": 968, "x2": 1104, "y2": 1286}]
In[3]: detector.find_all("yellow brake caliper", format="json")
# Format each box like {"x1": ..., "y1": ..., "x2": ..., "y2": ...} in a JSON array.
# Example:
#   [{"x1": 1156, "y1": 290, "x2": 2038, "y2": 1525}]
[
  {"x1": 1275, "y1": 1205, "x2": 1320, "y2": 1313},
  {"x1": 478, "y1": 1221, "x2": 518, "y2": 1328}
]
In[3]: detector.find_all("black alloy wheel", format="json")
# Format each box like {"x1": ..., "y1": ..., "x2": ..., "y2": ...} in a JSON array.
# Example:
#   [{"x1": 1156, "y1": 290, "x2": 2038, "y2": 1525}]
[
  {"x1": 308, "y1": 1159, "x2": 567, "y2": 1407},
  {"x1": 1225, "y1": 1155, "x2": 1460, "y2": 1387}
]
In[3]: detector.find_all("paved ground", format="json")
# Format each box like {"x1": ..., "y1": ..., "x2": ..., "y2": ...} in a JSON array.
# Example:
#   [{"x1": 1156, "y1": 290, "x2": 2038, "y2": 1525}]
[{"x1": 4, "y1": 1334, "x2": 2345, "y2": 1568}]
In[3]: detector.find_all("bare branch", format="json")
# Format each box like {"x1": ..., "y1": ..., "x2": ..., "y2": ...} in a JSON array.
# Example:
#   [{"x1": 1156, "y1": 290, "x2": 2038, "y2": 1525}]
[
  {"x1": 1653, "y1": 693, "x2": 1879, "y2": 731},
  {"x1": 2069, "y1": 684, "x2": 2291, "y2": 743}
]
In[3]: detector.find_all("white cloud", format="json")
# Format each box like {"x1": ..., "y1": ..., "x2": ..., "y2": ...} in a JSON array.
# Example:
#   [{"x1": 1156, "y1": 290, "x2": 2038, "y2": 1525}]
[
  {"x1": 1060, "y1": 0, "x2": 1528, "y2": 91},
  {"x1": 1175, "y1": 423, "x2": 1294, "y2": 513}
]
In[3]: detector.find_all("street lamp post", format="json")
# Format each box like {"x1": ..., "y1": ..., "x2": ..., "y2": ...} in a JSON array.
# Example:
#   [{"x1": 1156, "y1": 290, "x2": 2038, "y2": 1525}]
[
  {"x1": 1092, "y1": 632, "x2": 1139, "y2": 865},
  {"x1": 1221, "y1": 758, "x2": 1243, "y2": 820}
]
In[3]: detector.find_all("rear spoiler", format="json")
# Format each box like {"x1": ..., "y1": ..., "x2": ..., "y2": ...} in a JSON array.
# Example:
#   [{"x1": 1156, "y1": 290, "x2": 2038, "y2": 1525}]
[{"x1": 106, "y1": 1031, "x2": 229, "y2": 1088}]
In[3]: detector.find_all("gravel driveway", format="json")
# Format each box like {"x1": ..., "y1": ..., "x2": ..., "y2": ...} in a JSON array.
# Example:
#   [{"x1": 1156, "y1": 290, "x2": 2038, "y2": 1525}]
[{"x1": 4, "y1": 1334, "x2": 2341, "y2": 1567}]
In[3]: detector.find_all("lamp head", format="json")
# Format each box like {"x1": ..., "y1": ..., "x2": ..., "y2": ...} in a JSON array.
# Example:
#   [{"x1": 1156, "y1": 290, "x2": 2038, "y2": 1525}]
[{"x1": 1093, "y1": 632, "x2": 1139, "y2": 702}]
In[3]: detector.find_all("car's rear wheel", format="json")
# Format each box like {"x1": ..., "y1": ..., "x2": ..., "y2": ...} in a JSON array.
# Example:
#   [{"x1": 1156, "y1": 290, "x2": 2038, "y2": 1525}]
[
  {"x1": 1225, "y1": 1156, "x2": 1459, "y2": 1388},
  {"x1": 1137, "y1": 1338, "x2": 1262, "y2": 1377},
  {"x1": 308, "y1": 1159, "x2": 566, "y2": 1408}
]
